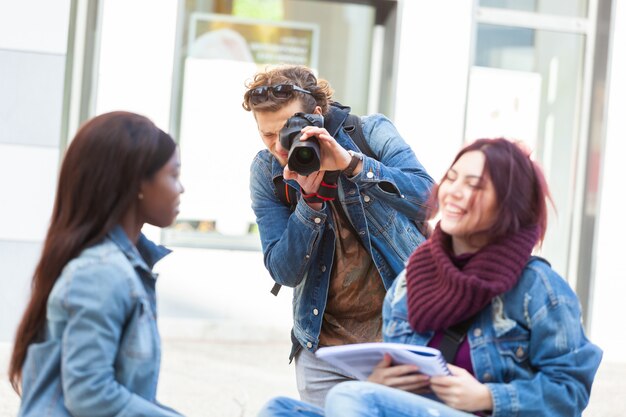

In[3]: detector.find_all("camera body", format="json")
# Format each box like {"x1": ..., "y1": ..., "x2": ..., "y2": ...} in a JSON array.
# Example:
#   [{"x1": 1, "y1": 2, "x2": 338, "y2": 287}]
[{"x1": 279, "y1": 112, "x2": 324, "y2": 176}]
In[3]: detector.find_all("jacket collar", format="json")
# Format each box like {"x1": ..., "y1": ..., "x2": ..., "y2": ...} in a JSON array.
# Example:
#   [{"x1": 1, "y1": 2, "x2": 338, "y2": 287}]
[
  {"x1": 325, "y1": 101, "x2": 351, "y2": 137},
  {"x1": 108, "y1": 225, "x2": 171, "y2": 277}
]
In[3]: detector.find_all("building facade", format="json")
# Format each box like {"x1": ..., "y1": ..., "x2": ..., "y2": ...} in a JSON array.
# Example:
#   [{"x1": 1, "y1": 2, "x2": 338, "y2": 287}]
[{"x1": 1, "y1": 0, "x2": 624, "y2": 361}]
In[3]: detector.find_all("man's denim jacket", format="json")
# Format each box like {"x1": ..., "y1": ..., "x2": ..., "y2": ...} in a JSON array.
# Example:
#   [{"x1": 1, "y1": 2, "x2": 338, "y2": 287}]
[
  {"x1": 250, "y1": 111, "x2": 434, "y2": 357},
  {"x1": 383, "y1": 257, "x2": 603, "y2": 417},
  {"x1": 18, "y1": 226, "x2": 183, "y2": 417}
]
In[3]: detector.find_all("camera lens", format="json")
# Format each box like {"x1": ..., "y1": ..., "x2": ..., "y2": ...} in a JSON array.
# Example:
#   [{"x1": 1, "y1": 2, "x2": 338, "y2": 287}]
[
  {"x1": 279, "y1": 112, "x2": 324, "y2": 176},
  {"x1": 295, "y1": 148, "x2": 314, "y2": 164}
]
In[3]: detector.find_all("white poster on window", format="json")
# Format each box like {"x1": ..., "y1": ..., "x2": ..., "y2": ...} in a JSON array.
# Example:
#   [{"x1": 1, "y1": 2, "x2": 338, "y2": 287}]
[
  {"x1": 465, "y1": 66, "x2": 542, "y2": 153},
  {"x1": 177, "y1": 14, "x2": 319, "y2": 236}
]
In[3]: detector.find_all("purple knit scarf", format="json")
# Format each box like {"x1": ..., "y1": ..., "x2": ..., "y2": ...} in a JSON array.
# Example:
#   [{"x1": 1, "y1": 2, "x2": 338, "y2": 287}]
[{"x1": 406, "y1": 223, "x2": 539, "y2": 333}]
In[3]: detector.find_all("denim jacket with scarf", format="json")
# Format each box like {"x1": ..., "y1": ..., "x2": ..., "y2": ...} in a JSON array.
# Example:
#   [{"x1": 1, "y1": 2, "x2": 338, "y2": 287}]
[
  {"x1": 249, "y1": 104, "x2": 434, "y2": 356},
  {"x1": 18, "y1": 225, "x2": 183, "y2": 417},
  {"x1": 383, "y1": 258, "x2": 602, "y2": 417}
]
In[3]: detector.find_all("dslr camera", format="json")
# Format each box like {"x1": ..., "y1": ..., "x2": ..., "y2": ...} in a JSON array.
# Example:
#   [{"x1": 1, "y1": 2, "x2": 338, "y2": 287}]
[{"x1": 279, "y1": 112, "x2": 324, "y2": 176}]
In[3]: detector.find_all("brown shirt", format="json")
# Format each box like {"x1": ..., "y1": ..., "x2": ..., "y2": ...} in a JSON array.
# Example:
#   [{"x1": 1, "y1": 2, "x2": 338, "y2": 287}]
[{"x1": 318, "y1": 203, "x2": 387, "y2": 347}]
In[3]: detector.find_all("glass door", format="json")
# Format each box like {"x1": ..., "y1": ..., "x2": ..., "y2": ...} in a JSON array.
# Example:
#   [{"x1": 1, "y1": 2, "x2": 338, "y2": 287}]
[
  {"x1": 466, "y1": 0, "x2": 612, "y2": 325},
  {"x1": 465, "y1": 22, "x2": 585, "y2": 276}
]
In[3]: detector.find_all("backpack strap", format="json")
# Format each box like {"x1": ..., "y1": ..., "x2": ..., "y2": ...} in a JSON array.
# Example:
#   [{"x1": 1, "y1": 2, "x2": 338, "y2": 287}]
[
  {"x1": 270, "y1": 282, "x2": 282, "y2": 296},
  {"x1": 439, "y1": 316, "x2": 474, "y2": 364},
  {"x1": 529, "y1": 255, "x2": 551, "y2": 267},
  {"x1": 342, "y1": 113, "x2": 376, "y2": 159}
]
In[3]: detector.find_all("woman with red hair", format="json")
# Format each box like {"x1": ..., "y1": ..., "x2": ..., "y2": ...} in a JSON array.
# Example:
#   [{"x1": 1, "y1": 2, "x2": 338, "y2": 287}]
[{"x1": 259, "y1": 138, "x2": 602, "y2": 417}]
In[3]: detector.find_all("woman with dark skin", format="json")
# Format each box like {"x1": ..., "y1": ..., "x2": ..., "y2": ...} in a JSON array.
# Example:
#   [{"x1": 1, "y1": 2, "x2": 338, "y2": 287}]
[{"x1": 9, "y1": 111, "x2": 185, "y2": 417}]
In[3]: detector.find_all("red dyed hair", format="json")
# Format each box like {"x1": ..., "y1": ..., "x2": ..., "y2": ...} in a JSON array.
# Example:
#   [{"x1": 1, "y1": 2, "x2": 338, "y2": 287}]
[{"x1": 428, "y1": 138, "x2": 553, "y2": 246}]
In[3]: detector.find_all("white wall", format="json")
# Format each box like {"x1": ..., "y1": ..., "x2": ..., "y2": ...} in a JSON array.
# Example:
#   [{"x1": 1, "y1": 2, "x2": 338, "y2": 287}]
[
  {"x1": 0, "y1": 0, "x2": 70, "y2": 342},
  {"x1": 96, "y1": 0, "x2": 178, "y2": 129},
  {"x1": 0, "y1": 0, "x2": 70, "y2": 55},
  {"x1": 394, "y1": 0, "x2": 474, "y2": 181},
  {"x1": 589, "y1": 0, "x2": 626, "y2": 362},
  {"x1": 1, "y1": 0, "x2": 623, "y2": 363}
]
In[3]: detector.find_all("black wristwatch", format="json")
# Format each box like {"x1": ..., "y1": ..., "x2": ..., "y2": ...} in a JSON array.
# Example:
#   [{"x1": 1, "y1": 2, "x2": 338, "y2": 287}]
[{"x1": 343, "y1": 150, "x2": 363, "y2": 177}]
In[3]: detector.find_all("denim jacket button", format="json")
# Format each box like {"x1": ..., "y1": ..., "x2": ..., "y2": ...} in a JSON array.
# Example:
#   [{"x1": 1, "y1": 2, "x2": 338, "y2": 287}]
[
  {"x1": 516, "y1": 347, "x2": 524, "y2": 358},
  {"x1": 366, "y1": 171, "x2": 374, "y2": 179},
  {"x1": 483, "y1": 373, "x2": 492, "y2": 381},
  {"x1": 314, "y1": 217, "x2": 322, "y2": 224},
  {"x1": 321, "y1": 265, "x2": 327, "y2": 272},
  {"x1": 313, "y1": 308, "x2": 319, "y2": 316},
  {"x1": 306, "y1": 342, "x2": 313, "y2": 349},
  {"x1": 363, "y1": 195, "x2": 371, "y2": 203},
  {"x1": 473, "y1": 328, "x2": 482, "y2": 337}
]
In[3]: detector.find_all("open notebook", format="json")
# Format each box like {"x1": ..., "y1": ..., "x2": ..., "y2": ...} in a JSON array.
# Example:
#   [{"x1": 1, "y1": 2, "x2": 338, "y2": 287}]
[{"x1": 315, "y1": 342, "x2": 451, "y2": 381}]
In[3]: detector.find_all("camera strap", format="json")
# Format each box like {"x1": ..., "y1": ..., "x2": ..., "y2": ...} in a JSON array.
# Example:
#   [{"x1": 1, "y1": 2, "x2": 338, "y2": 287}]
[
  {"x1": 273, "y1": 176, "x2": 299, "y2": 210},
  {"x1": 302, "y1": 170, "x2": 340, "y2": 203},
  {"x1": 273, "y1": 171, "x2": 340, "y2": 207}
]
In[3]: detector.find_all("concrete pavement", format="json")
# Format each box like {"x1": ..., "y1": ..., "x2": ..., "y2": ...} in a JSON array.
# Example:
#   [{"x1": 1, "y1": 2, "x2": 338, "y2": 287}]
[
  {"x1": 0, "y1": 321, "x2": 298, "y2": 417},
  {"x1": 3, "y1": 247, "x2": 623, "y2": 415},
  {"x1": 1, "y1": 319, "x2": 625, "y2": 417}
]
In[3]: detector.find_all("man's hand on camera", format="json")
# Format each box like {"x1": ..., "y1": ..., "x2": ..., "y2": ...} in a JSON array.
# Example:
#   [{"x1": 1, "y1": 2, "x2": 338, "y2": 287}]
[
  {"x1": 283, "y1": 167, "x2": 324, "y2": 211},
  {"x1": 299, "y1": 126, "x2": 354, "y2": 172}
]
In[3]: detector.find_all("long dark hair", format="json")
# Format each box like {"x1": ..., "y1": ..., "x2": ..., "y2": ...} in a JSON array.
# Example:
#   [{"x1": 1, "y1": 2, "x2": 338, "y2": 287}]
[{"x1": 9, "y1": 111, "x2": 176, "y2": 392}]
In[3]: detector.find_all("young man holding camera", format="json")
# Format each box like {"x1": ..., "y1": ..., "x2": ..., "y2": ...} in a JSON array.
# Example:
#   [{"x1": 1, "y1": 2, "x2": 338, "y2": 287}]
[{"x1": 243, "y1": 65, "x2": 434, "y2": 407}]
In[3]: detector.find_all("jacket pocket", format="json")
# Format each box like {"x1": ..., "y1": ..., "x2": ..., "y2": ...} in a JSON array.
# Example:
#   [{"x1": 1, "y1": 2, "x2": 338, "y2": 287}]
[
  {"x1": 494, "y1": 325, "x2": 532, "y2": 381},
  {"x1": 120, "y1": 298, "x2": 155, "y2": 359},
  {"x1": 496, "y1": 337, "x2": 530, "y2": 363},
  {"x1": 363, "y1": 191, "x2": 397, "y2": 237}
]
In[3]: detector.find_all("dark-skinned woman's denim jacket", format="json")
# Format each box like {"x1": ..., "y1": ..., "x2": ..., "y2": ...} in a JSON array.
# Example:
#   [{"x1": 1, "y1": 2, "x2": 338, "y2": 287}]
[
  {"x1": 18, "y1": 225, "x2": 183, "y2": 417},
  {"x1": 250, "y1": 107, "x2": 434, "y2": 358},
  {"x1": 383, "y1": 257, "x2": 603, "y2": 417}
]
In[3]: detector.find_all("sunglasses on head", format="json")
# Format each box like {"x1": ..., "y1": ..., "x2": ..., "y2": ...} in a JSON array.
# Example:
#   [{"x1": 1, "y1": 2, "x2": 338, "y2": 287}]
[{"x1": 248, "y1": 84, "x2": 312, "y2": 104}]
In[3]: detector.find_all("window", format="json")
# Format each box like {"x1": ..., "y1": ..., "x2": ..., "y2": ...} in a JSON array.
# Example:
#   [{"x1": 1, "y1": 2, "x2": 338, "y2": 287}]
[
  {"x1": 163, "y1": 0, "x2": 394, "y2": 250},
  {"x1": 479, "y1": 0, "x2": 588, "y2": 18}
]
